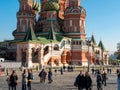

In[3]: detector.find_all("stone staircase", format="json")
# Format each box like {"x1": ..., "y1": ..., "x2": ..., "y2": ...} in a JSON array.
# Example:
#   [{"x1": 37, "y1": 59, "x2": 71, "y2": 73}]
[{"x1": 43, "y1": 43, "x2": 71, "y2": 64}]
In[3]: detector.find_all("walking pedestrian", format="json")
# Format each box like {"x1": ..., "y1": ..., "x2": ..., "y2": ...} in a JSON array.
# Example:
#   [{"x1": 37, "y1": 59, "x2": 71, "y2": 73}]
[
  {"x1": 10, "y1": 70, "x2": 18, "y2": 90},
  {"x1": 101, "y1": 70, "x2": 107, "y2": 86},
  {"x1": 85, "y1": 71, "x2": 92, "y2": 90},
  {"x1": 6, "y1": 72, "x2": 11, "y2": 90},
  {"x1": 38, "y1": 69, "x2": 42, "y2": 83},
  {"x1": 96, "y1": 70, "x2": 103, "y2": 90},
  {"x1": 91, "y1": 68, "x2": 94, "y2": 75},
  {"x1": 60, "y1": 67, "x2": 63, "y2": 75},
  {"x1": 48, "y1": 68, "x2": 53, "y2": 83},
  {"x1": 27, "y1": 69, "x2": 33, "y2": 90},
  {"x1": 38, "y1": 69, "x2": 47, "y2": 83},
  {"x1": 74, "y1": 70, "x2": 85, "y2": 90},
  {"x1": 22, "y1": 69, "x2": 27, "y2": 90},
  {"x1": 63, "y1": 65, "x2": 66, "y2": 72},
  {"x1": 117, "y1": 73, "x2": 120, "y2": 90}
]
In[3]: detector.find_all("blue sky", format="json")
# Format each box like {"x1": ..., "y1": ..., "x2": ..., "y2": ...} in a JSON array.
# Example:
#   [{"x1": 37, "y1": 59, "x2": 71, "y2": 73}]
[{"x1": 0, "y1": 0, "x2": 120, "y2": 52}]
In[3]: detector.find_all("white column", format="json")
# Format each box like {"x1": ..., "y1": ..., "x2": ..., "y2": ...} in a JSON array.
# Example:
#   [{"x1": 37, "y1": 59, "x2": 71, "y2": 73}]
[
  {"x1": 16, "y1": 44, "x2": 22, "y2": 62},
  {"x1": 26, "y1": 47, "x2": 33, "y2": 68}
]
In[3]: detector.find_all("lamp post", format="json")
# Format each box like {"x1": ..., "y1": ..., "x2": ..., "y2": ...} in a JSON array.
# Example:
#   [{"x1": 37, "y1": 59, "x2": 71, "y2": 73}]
[
  {"x1": 50, "y1": 40, "x2": 52, "y2": 55},
  {"x1": 70, "y1": 41, "x2": 72, "y2": 65},
  {"x1": 42, "y1": 44, "x2": 44, "y2": 68},
  {"x1": 87, "y1": 40, "x2": 90, "y2": 72}
]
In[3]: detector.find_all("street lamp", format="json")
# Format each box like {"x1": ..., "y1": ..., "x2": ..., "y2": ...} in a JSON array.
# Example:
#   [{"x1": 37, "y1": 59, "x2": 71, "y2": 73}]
[
  {"x1": 50, "y1": 40, "x2": 52, "y2": 55},
  {"x1": 70, "y1": 41, "x2": 72, "y2": 65},
  {"x1": 87, "y1": 39, "x2": 91, "y2": 72}
]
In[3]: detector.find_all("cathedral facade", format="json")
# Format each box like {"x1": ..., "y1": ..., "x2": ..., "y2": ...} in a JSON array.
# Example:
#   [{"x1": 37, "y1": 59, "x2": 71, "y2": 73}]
[{"x1": 0, "y1": 0, "x2": 108, "y2": 68}]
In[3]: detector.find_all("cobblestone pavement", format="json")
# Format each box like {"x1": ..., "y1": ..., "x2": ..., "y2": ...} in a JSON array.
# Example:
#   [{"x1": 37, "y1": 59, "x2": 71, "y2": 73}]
[{"x1": 0, "y1": 70, "x2": 117, "y2": 90}]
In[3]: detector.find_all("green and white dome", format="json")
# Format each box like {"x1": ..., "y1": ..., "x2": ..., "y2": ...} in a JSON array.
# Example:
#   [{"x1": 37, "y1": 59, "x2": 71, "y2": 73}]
[{"x1": 44, "y1": 1, "x2": 60, "y2": 11}]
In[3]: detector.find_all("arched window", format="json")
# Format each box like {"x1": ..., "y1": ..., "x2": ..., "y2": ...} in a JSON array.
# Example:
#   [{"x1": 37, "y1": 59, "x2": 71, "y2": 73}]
[
  {"x1": 98, "y1": 51, "x2": 100, "y2": 54},
  {"x1": 74, "y1": 26, "x2": 77, "y2": 32},
  {"x1": 54, "y1": 44, "x2": 59, "y2": 50},
  {"x1": 44, "y1": 46, "x2": 49, "y2": 55},
  {"x1": 60, "y1": 40, "x2": 65, "y2": 48},
  {"x1": 70, "y1": 20, "x2": 72, "y2": 26},
  {"x1": 66, "y1": 39, "x2": 70, "y2": 44},
  {"x1": 54, "y1": 59, "x2": 59, "y2": 66},
  {"x1": 24, "y1": 5, "x2": 26, "y2": 10}
]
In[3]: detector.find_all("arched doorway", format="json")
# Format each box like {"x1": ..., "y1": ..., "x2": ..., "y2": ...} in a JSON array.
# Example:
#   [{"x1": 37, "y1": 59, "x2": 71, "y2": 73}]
[
  {"x1": 32, "y1": 48, "x2": 39, "y2": 63},
  {"x1": 54, "y1": 44, "x2": 59, "y2": 50},
  {"x1": 44, "y1": 46, "x2": 49, "y2": 55},
  {"x1": 21, "y1": 48, "x2": 26, "y2": 67},
  {"x1": 54, "y1": 59, "x2": 59, "y2": 66},
  {"x1": 66, "y1": 52, "x2": 71, "y2": 64}
]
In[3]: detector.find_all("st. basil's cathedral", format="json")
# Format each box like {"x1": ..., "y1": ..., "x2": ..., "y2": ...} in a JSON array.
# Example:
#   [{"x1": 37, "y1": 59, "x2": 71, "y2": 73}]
[{"x1": 0, "y1": 0, "x2": 108, "y2": 68}]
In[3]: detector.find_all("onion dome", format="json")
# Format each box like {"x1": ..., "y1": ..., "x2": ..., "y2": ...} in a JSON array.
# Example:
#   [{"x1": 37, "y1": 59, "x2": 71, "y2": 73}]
[
  {"x1": 32, "y1": 0, "x2": 40, "y2": 11},
  {"x1": 78, "y1": 6, "x2": 86, "y2": 15},
  {"x1": 50, "y1": 0, "x2": 58, "y2": 3},
  {"x1": 44, "y1": 1, "x2": 60, "y2": 11},
  {"x1": 12, "y1": 29, "x2": 17, "y2": 36}
]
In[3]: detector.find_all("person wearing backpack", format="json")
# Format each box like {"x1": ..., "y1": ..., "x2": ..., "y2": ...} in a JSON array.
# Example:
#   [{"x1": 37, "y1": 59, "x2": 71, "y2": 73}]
[
  {"x1": 27, "y1": 69, "x2": 33, "y2": 90},
  {"x1": 96, "y1": 70, "x2": 103, "y2": 90}
]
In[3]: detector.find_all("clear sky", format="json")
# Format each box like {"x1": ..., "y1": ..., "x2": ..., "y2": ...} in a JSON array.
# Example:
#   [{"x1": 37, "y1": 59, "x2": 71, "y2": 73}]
[{"x1": 0, "y1": 0, "x2": 120, "y2": 52}]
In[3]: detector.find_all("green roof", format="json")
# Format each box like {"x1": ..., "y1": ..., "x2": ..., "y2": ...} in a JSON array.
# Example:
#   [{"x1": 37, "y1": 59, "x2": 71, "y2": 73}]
[
  {"x1": 23, "y1": 23, "x2": 37, "y2": 41},
  {"x1": 32, "y1": 0, "x2": 40, "y2": 11},
  {"x1": 21, "y1": 21, "x2": 69, "y2": 44},
  {"x1": 47, "y1": 22, "x2": 56, "y2": 40},
  {"x1": 44, "y1": 1, "x2": 59, "y2": 11},
  {"x1": 21, "y1": 34, "x2": 68, "y2": 44},
  {"x1": 98, "y1": 40, "x2": 105, "y2": 51}
]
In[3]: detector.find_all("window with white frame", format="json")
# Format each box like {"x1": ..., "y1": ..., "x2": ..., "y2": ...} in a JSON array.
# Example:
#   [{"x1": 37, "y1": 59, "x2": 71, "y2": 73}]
[
  {"x1": 79, "y1": 20, "x2": 81, "y2": 26},
  {"x1": 74, "y1": 26, "x2": 77, "y2": 32},
  {"x1": 70, "y1": 20, "x2": 72, "y2": 26}
]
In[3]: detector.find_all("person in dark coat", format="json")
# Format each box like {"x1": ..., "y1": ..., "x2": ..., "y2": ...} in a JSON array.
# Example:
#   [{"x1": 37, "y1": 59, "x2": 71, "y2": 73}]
[
  {"x1": 27, "y1": 69, "x2": 33, "y2": 90},
  {"x1": 38, "y1": 69, "x2": 47, "y2": 83},
  {"x1": 91, "y1": 68, "x2": 94, "y2": 75},
  {"x1": 48, "y1": 68, "x2": 53, "y2": 83},
  {"x1": 10, "y1": 70, "x2": 18, "y2": 90},
  {"x1": 85, "y1": 71, "x2": 92, "y2": 90},
  {"x1": 63, "y1": 65, "x2": 66, "y2": 72},
  {"x1": 101, "y1": 70, "x2": 107, "y2": 86},
  {"x1": 22, "y1": 69, "x2": 27, "y2": 90},
  {"x1": 96, "y1": 70, "x2": 103, "y2": 90},
  {"x1": 60, "y1": 67, "x2": 63, "y2": 75},
  {"x1": 117, "y1": 73, "x2": 120, "y2": 90},
  {"x1": 74, "y1": 70, "x2": 85, "y2": 90}
]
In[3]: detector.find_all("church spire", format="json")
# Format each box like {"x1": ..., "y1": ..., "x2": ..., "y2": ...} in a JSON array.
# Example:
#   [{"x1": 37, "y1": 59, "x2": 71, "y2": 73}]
[
  {"x1": 24, "y1": 22, "x2": 36, "y2": 41},
  {"x1": 47, "y1": 22, "x2": 56, "y2": 40},
  {"x1": 98, "y1": 40, "x2": 105, "y2": 51},
  {"x1": 91, "y1": 34, "x2": 97, "y2": 45}
]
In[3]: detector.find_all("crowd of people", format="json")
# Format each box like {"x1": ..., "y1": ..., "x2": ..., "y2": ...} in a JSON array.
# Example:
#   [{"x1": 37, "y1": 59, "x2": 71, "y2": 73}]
[
  {"x1": 4, "y1": 66, "x2": 120, "y2": 90},
  {"x1": 74, "y1": 69, "x2": 108, "y2": 90},
  {"x1": 6, "y1": 69, "x2": 34, "y2": 90},
  {"x1": 74, "y1": 71, "x2": 92, "y2": 90},
  {"x1": 38, "y1": 68, "x2": 53, "y2": 83},
  {"x1": 6, "y1": 68, "x2": 53, "y2": 90}
]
